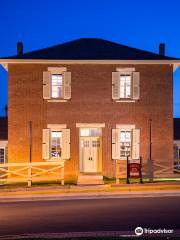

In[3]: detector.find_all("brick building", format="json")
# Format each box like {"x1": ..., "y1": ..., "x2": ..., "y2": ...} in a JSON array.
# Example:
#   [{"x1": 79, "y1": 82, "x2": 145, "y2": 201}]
[{"x1": 0, "y1": 38, "x2": 179, "y2": 183}]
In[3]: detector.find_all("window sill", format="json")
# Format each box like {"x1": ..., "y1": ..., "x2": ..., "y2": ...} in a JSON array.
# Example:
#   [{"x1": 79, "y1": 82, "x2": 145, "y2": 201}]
[
  {"x1": 115, "y1": 99, "x2": 136, "y2": 103},
  {"x1": 46, "y1": 158, "x2": 63, "y2": 162},
  {"x1": 47, "y1": 99, "x2": 68, "y2": 103},
  {"x1": 115, "y1": 158, "x2": 128, "y2": 161}
]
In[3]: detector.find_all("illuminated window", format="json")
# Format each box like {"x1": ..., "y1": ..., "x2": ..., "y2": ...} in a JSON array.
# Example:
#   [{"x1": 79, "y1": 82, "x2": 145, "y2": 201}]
[
  {"x1": 120, "y1": 74, "x2": 132, "y2": 98},
  {"x1": 80, "y1": 128, "x2": 102, "y2": 137},
  {"x1": 120, "y1": 130, "x2": 131, "y2": 157},
  {"x1": 0, "y1": 148, "x2": 5, "y2": 163},
  {"x1": 51, "y1": 131, "x2": 62, "y2": 158},
  {"x1": 51, "y1": 74, "x2": 63, "y2": 98}
]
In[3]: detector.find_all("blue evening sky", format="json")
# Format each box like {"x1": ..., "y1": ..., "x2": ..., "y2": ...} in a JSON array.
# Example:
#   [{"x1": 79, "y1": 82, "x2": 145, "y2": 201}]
[{"x1": 0, "y1": 0, "x2": 180, "y2": 116}]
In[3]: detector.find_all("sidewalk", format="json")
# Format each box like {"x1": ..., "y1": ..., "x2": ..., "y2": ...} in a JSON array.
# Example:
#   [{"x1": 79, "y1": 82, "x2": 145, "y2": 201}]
[{"x1": 0, "y1": 182, "x2": 180, "y2": 202}]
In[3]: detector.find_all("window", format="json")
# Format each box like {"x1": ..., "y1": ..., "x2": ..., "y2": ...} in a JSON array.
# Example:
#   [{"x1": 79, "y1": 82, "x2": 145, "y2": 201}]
[
  {"x1": 120, "y1": 130, "x2": 131, "y2": 157},
  {"x1": 51, "y1": 74, "x2": 63, "y2": 99},
  {"x1": 120, "y1": 74, "x2": 132, "y2": 99},
  {"x1": 51, "y1": 131, "x2": 62, "y2": 158},
  {"x1": 0, "y1": 148, "x2": 5, "y2": 164},
  {"x1": 80, "y1": 128, "x2": 102, "y2": 137},
  {"x1": 112, "y1": 71, "x2": 140, "y2": 101}
]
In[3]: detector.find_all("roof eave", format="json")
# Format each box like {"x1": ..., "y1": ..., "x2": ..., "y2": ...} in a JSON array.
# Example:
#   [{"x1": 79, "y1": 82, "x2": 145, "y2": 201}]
[{"x1": 0, "y1": 59, "x2": 180, "y2": 72}]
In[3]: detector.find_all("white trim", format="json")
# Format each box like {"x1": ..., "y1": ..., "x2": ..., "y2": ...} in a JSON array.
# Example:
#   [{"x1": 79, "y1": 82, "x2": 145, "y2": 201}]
[
  {"x1": 1, "y1": 64, "x2": 8, "y2": 71},
  {"x1": 1, "y1": 59, "x2": 179, "y2": 72},
  {"x1": 48, "y1": 67, "x2": 67, "y2": 74},
  {"x1": 47, "y1": 99, "x2": 67, "y2": 103},
  {"x1": 116, "y1": 124, "x2": 135, "y2": 130},
  {"x1": 0, "y1": 59, "x2": 179, "y2": 65},
  {"x1": 76, "y1": 123, "x2": 105, "y2": 128},
  {"x1": 47, "y1": 124, "x2": 67, "y2": 129},
  {"x1": 115, "y1": 100, "x2": 136, "y2": 103},
  {"x1": 116, "y1": 67, "x2": 135, "y2": 72},
  {"x1": 0, "y1": 141, "x2": 8, "y2": 148}
]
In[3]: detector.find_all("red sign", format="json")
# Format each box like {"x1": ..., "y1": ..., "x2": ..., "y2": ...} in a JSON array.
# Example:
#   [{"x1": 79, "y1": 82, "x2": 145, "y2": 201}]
[{"x1": 129, "y1": 163, "x2": 140, "y2": 178}]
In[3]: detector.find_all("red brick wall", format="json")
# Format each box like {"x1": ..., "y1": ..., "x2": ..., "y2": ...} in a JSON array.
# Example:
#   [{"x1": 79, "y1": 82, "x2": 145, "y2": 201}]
[{"x1": 8, "y1": 63, "x2": 174, "y2": 180}]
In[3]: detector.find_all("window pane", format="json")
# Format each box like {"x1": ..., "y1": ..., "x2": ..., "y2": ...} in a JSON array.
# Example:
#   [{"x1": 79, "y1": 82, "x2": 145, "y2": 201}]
[
  {"x1": 51, "y1": 131, "x2": 62, "y2": 158},
  {"x1": 80, "y1": 128, "x2": 102, "y2": 137},
  {"x1": 0, "y1": 148, "x2": 5, "y2": 163},
  {"x1": 120, "y1": 74, "x2": 132, "y2": 99},
  {"x1": 51, "y1": 74, "x2": 62, "y2": 98},
  {"x1": 90, "y1": 128, "x2": 102, "y2": 137},
  {"x1": 120, "y1": 130, "x2": 131, "y2": 157},
  {"x1": 80, "y1": 128, "x2": 90, "y2": 136}
]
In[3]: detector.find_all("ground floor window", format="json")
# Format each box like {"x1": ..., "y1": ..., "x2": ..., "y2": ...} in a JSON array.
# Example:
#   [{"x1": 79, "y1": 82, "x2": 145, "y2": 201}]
[
  {"x1": 51, "y1": 131, "x2": 62, "y2": 158},
  {"x1": 0, "y1": 148, "x2": 5, "y2": 164},
  {"x1": 120, "y1": 130, "x2": 131, "y2": 157},
  {"x1": 43, "y1": 127, "x2": 70, "y2": 160}
]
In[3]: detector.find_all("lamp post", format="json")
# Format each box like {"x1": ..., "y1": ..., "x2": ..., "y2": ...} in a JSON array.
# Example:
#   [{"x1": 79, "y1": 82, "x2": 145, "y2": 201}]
[
  {"x1": 28, "y1": 121, "x2": 32, "y2": 187},
  {"x1": 29, "y1": 121, "x2": 32, "y2": 164},
  {"x1": 148, "y1": 118, "x2": 153, "y2": 182}
]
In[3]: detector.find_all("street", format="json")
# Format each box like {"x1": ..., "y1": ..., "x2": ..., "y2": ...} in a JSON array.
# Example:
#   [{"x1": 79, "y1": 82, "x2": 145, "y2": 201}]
[{"x1": 0, "y1": 196, "x2": 180, "y2": 237}]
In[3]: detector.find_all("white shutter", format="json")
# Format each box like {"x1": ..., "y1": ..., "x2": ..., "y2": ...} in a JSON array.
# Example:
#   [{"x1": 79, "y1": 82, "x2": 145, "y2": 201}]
[
  {"x1": 132, "y1": 72, "x2": 140, "y2": 100},
  {"x1": 112, "y1": 129, "x2": 120, "y2": 159},
  {"x1": 42, "y1": 129, "x2": 50, "y2": 160},
  {"x1": 43, "y1": 71, "x2": 51, "y2": 99},
  {"x1": 63, "y1": 72, "x2": 71, "y2": 100},
  {"x1": 112, "y1": 72, "x2": 120, "y2": 99},
  {"x1": 62, "y1": 129, "x2": 70, "y2": 159},
  {"x1": 132, "y1": 128, "x2": 140, "y2": 159}
]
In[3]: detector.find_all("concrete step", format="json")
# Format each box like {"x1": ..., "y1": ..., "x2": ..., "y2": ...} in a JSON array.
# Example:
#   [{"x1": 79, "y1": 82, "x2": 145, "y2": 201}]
[{"x1": 77, "y1": 174, "x2": 104, "y2": 185}]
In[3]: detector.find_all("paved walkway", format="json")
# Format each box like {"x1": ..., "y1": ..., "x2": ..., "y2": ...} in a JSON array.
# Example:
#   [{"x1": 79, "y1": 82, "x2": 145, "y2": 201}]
[{"x1": 0, "y1": 182, "x2": 180, "y2": 202}]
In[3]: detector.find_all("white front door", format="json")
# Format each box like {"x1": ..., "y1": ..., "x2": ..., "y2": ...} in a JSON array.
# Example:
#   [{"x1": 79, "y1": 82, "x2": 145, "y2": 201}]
[{"x1": 80, "y1": 137, "x2": 101, "y2": 173}]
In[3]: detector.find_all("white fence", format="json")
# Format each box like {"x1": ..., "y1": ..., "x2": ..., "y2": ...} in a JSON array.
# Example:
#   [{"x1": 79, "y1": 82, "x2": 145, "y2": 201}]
[{"x1": 0, "y1": 161, "x2": 65, "y2": 187}]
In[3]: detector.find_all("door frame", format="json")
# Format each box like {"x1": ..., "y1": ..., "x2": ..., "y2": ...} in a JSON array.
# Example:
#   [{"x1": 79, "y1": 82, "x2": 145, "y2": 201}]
[{"x1": 79, "y1": 129, "x2": 102, "y2": 173}]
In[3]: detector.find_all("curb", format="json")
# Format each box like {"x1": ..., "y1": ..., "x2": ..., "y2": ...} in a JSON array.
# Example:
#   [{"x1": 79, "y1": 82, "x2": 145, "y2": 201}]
[{"x1": 0, "y1": 191, "x2": 180, "y2": 203}]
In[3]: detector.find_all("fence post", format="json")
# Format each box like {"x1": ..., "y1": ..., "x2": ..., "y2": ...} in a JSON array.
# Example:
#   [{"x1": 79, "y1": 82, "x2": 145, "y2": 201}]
[
  {"x1": 28, "y1": 164, "x2": 32, "y2": 187},
  {"x1": 126, "y1": 155, "x2": 130, "y2": 184},
  {"x1": 61, "y1": 162, "x2": 64, "y2": 185}
]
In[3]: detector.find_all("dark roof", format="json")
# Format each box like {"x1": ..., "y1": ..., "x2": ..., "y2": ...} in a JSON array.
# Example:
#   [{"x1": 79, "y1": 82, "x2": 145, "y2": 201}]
[
  {"x1": 2, "y1": 38, "x2": 179, "y2": 60},
  {"x1": 0, "y1": 117, "x2": 8, "y2": 140},
  {"x1": 174, "y1": 118, "x2": 180, "y2": 140}
]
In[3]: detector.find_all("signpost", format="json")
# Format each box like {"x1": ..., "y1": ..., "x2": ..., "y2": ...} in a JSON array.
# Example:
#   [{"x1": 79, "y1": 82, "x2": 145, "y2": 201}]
[{"x1": 127, "y1": 156, "x2": 143, "y2": 184}]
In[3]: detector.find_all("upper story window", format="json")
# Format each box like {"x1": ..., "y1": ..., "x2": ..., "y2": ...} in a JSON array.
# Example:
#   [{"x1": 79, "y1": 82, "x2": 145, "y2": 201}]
[
  {"x1": 51, "y1": 74, "x2": 63, "y2": 99},
  {"x1": 119, "y1": 74, "x2": 132, "y2": 99},
  {"x1": 112, "y1": 70, "x2": 140, "y2": 101},
  {"x1": 43, "y1": 68, "x2": 71, "y2": 101}
]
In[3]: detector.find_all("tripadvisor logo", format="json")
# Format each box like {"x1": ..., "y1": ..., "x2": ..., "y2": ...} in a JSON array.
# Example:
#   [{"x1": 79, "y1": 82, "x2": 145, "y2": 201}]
[
  {"x1": 135, "y1": 227, "x2": 143, "y2": 236},
  {"x1": 135, "y1": 227, "x2": 174, "y2": 236}
]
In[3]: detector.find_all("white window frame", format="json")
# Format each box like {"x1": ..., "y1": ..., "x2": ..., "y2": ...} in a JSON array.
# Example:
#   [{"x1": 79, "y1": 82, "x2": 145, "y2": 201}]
[
  {"x1": 50, "y1": 129, "x2": 63, "y2": 160},
  {"x1": 119, "y1": 130, "x2": 132, "y2": 159},
  {"x1": 43, "y1": 124, "x2": 70, "y2": 161},
  {"x1": 116, "y1": 124, "x2": 135, "y2": 160},
  {"x1": 47, "y1": 67, "x2": 67, "y2": 102},
  {"x1": 51, "y1": 74, "x2": 63, "y2": 99},
  {"x1": 113, "y1": 68, "x2": 140, "y2": 102},
  {"x1": 119, "y1": 72, "x2": 133, "y2": 100}
]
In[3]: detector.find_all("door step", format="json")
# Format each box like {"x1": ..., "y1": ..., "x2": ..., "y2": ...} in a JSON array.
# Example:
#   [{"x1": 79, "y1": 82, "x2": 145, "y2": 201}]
[{"x1": 77, "y1": 174, "x2": 104, "y2": 185}]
